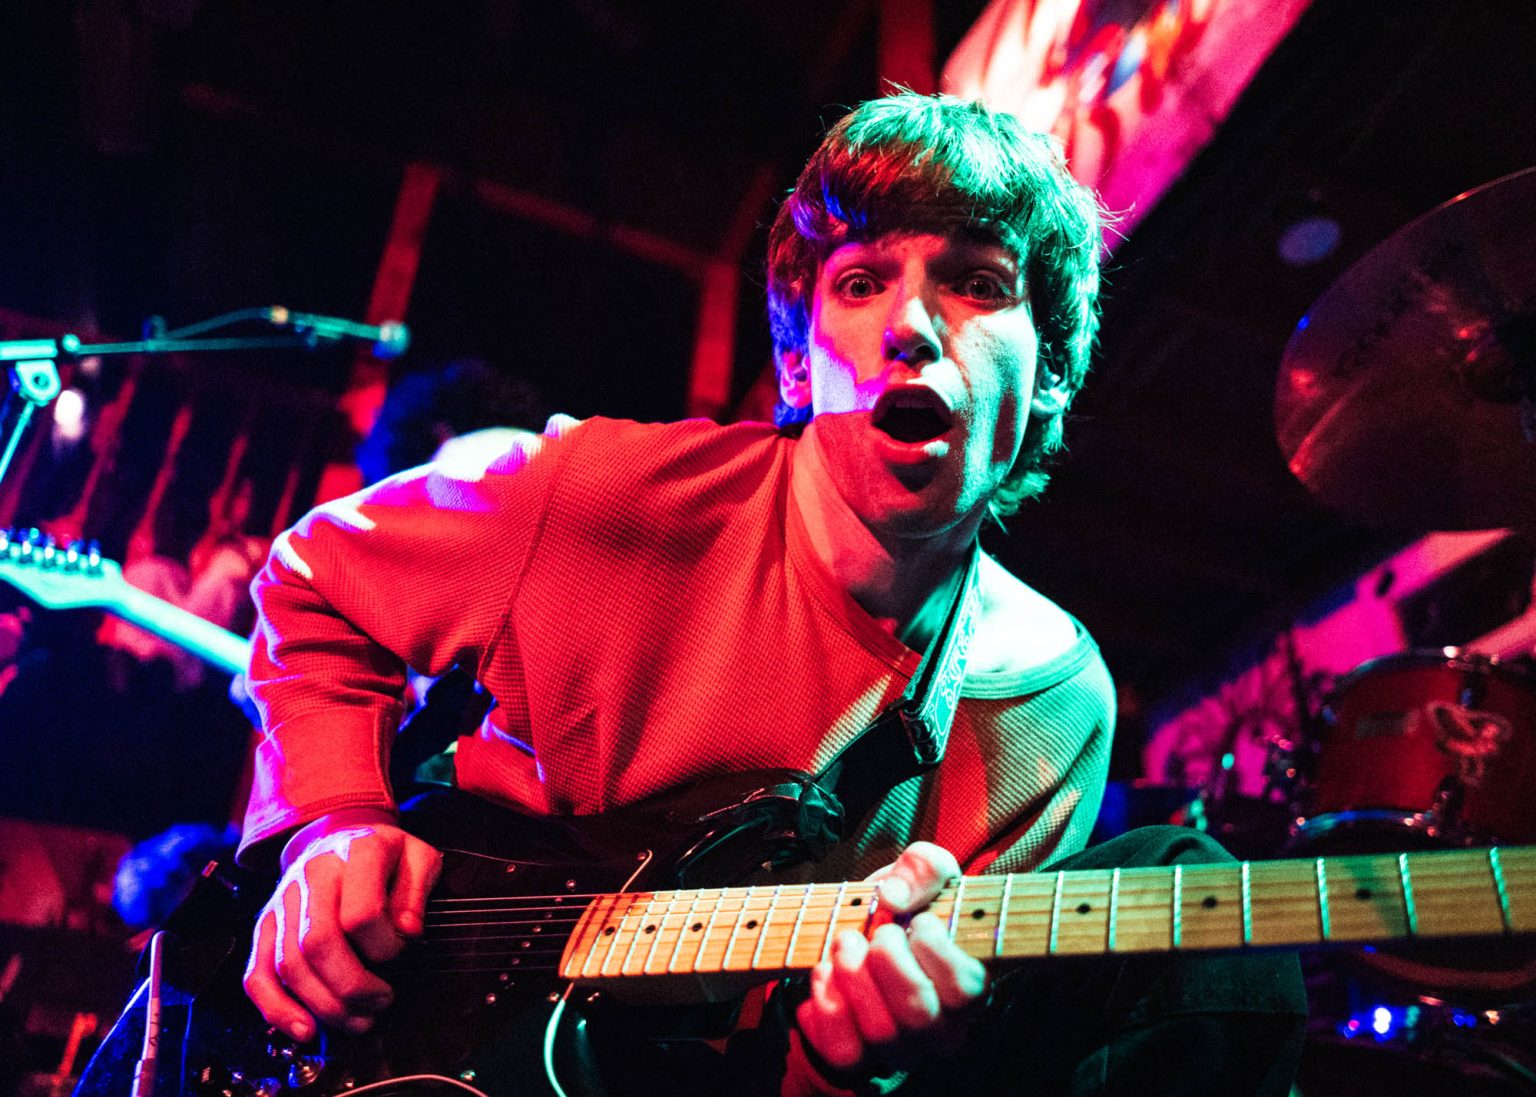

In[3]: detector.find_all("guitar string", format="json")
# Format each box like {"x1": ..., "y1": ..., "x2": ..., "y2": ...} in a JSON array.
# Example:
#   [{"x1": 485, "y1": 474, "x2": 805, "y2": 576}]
[
  {"x1": 419, "y1": 864, "x2": 1516, "y2": 914},
  {"x1": 418, "y1": 875, "x2": 1483, "y2": 928},
  {"x1": 407, "y1": 859, "x2": 1524, "y2": 953}
]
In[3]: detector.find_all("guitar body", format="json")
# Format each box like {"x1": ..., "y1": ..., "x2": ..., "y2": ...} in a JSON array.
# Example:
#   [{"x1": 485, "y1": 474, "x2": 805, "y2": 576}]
[{"x1": 76, "y1": 773, "x2": 842, "y2": 1097}]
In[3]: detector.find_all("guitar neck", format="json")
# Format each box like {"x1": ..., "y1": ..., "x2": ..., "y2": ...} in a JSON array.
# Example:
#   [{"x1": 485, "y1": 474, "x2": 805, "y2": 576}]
[
  {"x1": 558, "y1": 845, "x2": 1536, "y2": 983},
  {"x1": 110, "y1": 582, "x2": 251, "y2": 676}
]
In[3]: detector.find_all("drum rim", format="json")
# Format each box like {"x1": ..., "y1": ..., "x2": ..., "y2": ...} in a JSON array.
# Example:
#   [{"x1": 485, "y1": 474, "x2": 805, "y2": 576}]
[
  {"x1": 1331, "y1": 647, "x2": 1536, "y2": 695},
  {"x1": 1286, "y1": 809, "x2": 1497, "y2": 852}
]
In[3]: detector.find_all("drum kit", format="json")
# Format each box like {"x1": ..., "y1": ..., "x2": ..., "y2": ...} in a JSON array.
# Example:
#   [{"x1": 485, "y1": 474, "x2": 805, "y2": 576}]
[{"x1": 1181, "y1": 166, "x2": 1536, "y2": 1090}]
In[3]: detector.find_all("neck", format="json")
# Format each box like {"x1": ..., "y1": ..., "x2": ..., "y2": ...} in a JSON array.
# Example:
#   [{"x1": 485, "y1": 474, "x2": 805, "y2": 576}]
[{"x1": 790, "y1": 425, "x2": 978, "y2": 651}]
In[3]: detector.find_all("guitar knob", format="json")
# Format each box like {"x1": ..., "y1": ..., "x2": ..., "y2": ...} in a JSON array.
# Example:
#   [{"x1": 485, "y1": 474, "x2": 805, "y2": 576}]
[{"x1": 287, "y1": 1056, "x2": 324, "y2": 1088}]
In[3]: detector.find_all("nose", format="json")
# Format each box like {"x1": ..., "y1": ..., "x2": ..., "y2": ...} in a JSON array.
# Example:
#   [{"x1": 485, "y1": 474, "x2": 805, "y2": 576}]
[{"x1": 882, "y1": 287, "x2": 941, "y2": 368}]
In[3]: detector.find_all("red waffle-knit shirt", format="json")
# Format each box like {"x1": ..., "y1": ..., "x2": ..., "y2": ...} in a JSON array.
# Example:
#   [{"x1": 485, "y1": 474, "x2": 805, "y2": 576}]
[{"x1": 240, "y1": 417, "x2": 1113, "y2": 880}]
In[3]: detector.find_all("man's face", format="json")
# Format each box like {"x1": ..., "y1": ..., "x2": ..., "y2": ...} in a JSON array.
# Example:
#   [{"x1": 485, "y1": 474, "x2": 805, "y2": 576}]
[{"x1": 801, "y1": 230, "x2": 1052, "y2": 539}]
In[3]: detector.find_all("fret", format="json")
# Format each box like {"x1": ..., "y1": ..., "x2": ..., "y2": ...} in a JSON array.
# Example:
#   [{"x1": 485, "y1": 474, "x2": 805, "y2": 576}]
[
  {"x1": 952, "y1": 877, "x2": 1003, "y2": 957},
  {"x1": 1052, "y1": 870, "x2": 1113, "y2": 955},
  {"x1": 571, "y1": 892, "x2": 626, "y2": 979},
  {"x1": 750, "y1": 885, "x2": 785, "y2": 971},
  {"x1": 664, "y1": 888, "x2": 704, "y2": 973},
  {"x1": 1316, "y1": 854, "x2": 1406, "y2": 942},
  {"x1": 1108, "y1": 866, "x2": 1176, "y2": 953},
  {"x1": 617, "y1": 894, "x2": 664, "y2": 977},
  {"x1": 596, "y1": 893, "x2": 648, "y2": 978},
  {"x1": 1490, "y1": 848, "x2": 1512, "y2": 934},
  {"x1": 1178, "y1": 863, "x2": 1242, "y2": 950},
  {"x1": 1241, "y1": 862, "x2": 1252, "y2": 945},
  {"x1": 686, "y1": 887, "x2": 731, "y2": 975},
  {"x1": 1401, "y1": 849, "x2": 1507, "y2": 938},
  {"x1": 822, "y1": 882, "x2": 852, "y2": 963},
  {"x1": 1107, "y1": 868, "x2": 1121, "y2": 952},
  {"x1": 1504, "y1": 847, "x2": 1536, "y2": 933},
  {"x1": 721, "y1": 886, "x2": 774, "y2": 972},
  {"x1": 681, "y1": 884, "x2": 728, "y2": 971},
  {"x1": 1245, "y1": 859, "x2": 1322, "y2": 946},
  {"x1": 1047, "y1": 871, "x2": 1065, "y2": 955},
  {"x1": 783, "y1": 883, "x2": 818, "y2": 969},
  {"x1": 947, "y1": 877, "x2": 966, "y2": 942},
  {"x1": 1400, "y1": 853, "x2": 1418, "y2": 937},
  {"x1": 643, "y1": 888, "x2": 695, "y2": 975},
  {"x1": 1316, "y1": 859, "x2": 1331, "y2": 942},
  {"x1": 713, "y1": 887, "x2": 754, "y2": 973},
  {"x1": 1172, "y1": 865, "x2": 1182, "y2": 949},
  {"x1": 995, "y1": 874, "x2": 1014, "y2": 959}
]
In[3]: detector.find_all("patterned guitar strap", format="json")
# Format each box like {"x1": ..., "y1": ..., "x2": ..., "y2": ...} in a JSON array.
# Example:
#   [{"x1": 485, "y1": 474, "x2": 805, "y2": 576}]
[{"x1": 814, "y1": 542, "x2": 982, "y2": 837}]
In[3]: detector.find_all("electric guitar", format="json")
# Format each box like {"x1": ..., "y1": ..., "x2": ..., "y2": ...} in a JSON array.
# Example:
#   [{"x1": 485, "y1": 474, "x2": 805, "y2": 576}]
[
  {"x1": 72, "y1": 777, "x2": 1536, "y2": 1097},
  {"x1": 0, "y1": 528, "x2": 250, "y2": 675}
]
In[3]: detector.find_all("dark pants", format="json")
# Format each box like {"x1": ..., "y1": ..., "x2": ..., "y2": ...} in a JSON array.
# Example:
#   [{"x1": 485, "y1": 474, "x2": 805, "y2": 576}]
[{"x1": 893, "y1": 826, "x2": 1308, "y2": 1096}]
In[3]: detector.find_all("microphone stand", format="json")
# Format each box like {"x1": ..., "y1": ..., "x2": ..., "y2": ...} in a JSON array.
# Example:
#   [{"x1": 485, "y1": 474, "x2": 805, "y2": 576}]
[{"x1": 0, "y1": 308, "x2": 359, "y2": 493}]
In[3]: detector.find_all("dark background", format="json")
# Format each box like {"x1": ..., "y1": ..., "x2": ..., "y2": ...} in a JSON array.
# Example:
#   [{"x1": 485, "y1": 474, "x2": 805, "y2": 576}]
[{"x1": 0, "y1": 0, "x2": 1531, "y2": 716}]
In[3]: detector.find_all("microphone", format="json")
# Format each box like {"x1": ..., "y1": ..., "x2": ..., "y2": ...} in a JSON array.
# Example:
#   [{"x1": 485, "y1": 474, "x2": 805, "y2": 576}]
[{"x1": 265, "y1": 307, "x2": 411, "y2": 359}]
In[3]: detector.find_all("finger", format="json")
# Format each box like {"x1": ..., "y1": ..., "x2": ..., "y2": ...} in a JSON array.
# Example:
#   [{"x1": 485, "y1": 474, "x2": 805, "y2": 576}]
[
  {"x1": 830, "y1": 929, "x2": 899, "y2": 1047},
  {"x1": 797, "y1": 961, "x2": 863, "y2": 1072},
  {"x1": 337, "y1": 837, "x2": 407, "y2": 964},
  {"x1": 388, "y1": 838, "x2": 442, "y2": 938},
  {"x1": 906, "y1": 912, "x2": 988, "y2": 1011},
  {"x1": 877, "y1": 842, "x2": 962, "y2": 913},
  {"x1": 289, "y1": 867, "x2": 392, "y2": 1028},
  {"x1": 864, "y1": 922, "x2": 941, "y2": 1030},
  {"x1": 244, "y1": 907, "x2": 317, "y2": 1043},
  {"x1": 270, "y1": 878, "x2": 360, "y2": 1032}
]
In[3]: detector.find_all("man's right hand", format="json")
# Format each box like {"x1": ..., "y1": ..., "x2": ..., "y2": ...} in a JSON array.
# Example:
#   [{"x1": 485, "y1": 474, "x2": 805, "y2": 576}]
[{"x1": 243, "y1": 809, "x2": 442, "y2": 1042}]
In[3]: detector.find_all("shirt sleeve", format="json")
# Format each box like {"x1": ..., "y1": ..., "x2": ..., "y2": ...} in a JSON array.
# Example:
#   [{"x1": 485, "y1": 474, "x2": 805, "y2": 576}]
[{"x1": 237, "y1": 427, "x2": 570, "y2": 864}]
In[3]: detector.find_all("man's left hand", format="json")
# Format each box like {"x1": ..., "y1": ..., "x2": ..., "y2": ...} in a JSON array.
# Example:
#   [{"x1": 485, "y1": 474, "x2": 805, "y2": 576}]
[{"x1": 794, "y1": 842, "x2": 989, "y2": 1076}]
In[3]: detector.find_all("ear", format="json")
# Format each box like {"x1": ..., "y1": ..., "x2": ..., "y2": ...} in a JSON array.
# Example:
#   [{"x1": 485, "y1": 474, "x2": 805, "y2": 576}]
[
  {"x1": 1030, "y1": 367, "x2": 1069, "y2": 419},
  {"x1": 776, "y1": 349, "x2": 812, "y2": 411}
]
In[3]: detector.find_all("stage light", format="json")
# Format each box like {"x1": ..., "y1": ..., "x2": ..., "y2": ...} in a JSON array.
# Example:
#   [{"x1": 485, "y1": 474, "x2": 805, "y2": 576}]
[{"x1": 52, "y1": 387, "x2": 87, "y2": 444}]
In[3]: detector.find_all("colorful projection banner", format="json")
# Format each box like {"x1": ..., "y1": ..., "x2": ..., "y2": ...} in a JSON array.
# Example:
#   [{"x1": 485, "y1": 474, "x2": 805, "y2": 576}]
[{"x1": 943, "y1": 0, "x2": 1312, "y2": 245}]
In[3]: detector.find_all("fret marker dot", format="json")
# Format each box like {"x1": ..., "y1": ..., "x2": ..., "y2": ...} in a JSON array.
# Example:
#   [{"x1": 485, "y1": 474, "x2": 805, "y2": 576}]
[
  {"x1": 1201, "y1": 896, "x2": 1218, "y2": 910},
  {"x1": 602, "y1": 927, "x2": 615, "y2": 936},
  {"x1": 691, "y1": 922, "x2": 704, "y2": 932},
  {"x1": 851, "y1": 898, "x2": 862, "y2": 907},
  {"x1": 1355, "y1": 887, "x2": 1372, "y2": 901},
  {"x1": 971, "y1": 909, "x2": 986, "y2": 920},
  {"x1": 1075, "y1": 902, "x2": 1091, "y2": 915},
  {"x1": 643, "y1": 925, "x2": 656, "y2": 934},
  {"x1": 745, "y1": 919, "x2": 759, "y2": 930}
]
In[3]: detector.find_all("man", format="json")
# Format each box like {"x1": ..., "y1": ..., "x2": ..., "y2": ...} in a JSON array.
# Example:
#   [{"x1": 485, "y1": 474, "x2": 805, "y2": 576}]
[{"x1": 239, "y1": 94, "x2": 1304, "y2": 1094}]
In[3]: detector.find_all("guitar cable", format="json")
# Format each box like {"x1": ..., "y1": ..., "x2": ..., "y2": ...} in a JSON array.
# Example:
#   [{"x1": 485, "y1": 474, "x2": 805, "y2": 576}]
[{"x1": 341, "y1": 1075, "x2": 491, "y2": 1095}]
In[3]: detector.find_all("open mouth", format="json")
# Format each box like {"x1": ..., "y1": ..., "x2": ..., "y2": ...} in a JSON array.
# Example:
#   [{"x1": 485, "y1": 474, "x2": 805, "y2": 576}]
[{"x1": 873, "y1": 387, "x2": 953, "y2": 444}]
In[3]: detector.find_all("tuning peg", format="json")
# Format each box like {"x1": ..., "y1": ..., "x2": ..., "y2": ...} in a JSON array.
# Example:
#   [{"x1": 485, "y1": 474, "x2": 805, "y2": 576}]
[{"x1": 84, "y1": 540, "x2": 102, "y2": 575}]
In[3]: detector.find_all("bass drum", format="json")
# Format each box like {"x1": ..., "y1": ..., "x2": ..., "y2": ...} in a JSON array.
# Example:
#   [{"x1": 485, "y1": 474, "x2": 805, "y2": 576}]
[{"x1": 1292, "y1": 649, "x2": 1536, "y2": 1003}]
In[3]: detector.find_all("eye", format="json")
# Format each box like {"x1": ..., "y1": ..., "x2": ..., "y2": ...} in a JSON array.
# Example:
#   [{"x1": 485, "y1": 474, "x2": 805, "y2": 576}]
[
  {"x1": 958, "y1": 272, "x2": 1014, "y2": 304},
  {"x1": 835, "y1": 272, "x2": 882, "y2": 300}
]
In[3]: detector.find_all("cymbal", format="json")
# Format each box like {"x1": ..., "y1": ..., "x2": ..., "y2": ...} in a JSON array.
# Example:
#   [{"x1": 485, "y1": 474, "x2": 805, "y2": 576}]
[{"x1": 1275, "y1": 167, "x2": 1536, "y2": 530}]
